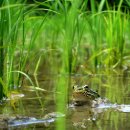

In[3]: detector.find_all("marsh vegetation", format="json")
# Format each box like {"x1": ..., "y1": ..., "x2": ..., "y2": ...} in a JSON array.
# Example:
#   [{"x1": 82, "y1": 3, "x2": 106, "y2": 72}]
[{"x1": 0, "y1": 0, "x2": 130, "y2": 129}]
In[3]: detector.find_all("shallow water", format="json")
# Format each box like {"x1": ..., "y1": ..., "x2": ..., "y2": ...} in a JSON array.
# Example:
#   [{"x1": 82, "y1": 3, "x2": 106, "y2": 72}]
[{"x1": 1, "y1": 75, "x2": 130, "y2": 130}]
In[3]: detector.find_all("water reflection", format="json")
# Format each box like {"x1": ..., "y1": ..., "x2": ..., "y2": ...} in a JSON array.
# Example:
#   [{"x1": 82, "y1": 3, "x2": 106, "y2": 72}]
[{"x1": 1, "y1": 75, "x2": 130, "y2": 129}]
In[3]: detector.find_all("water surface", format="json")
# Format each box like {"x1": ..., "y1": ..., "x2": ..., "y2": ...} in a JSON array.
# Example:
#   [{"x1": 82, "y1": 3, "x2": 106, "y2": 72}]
[{"x1": 1, "y1": 75, "x2": 130, "y2": 130}]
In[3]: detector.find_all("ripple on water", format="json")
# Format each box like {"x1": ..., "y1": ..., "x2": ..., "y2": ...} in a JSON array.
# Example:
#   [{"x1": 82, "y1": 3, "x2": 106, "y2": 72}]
[{"x1": 116, "y1": 105, "x2": 130, "y2": 113}]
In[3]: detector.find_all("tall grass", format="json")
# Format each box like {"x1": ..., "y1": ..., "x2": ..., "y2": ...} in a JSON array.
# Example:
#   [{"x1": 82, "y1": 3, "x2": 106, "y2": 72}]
[
  {"x1": 0, "y1": 1, "x2": 4, "y2": 100},
  {"x1": 0, "y1": 0, "x2": 47, "y2": 100},
  {"x1": 28, "y1": 0, "x2": 130, "y2": 75},
  {"x1": 55, "y1": 1, "x2": 83, "y2": 129},
  {"x1": 82, "y1": 0, "x2": 130, "y2": 75},
  {"x1": 0, "y1": 1, "x2": 27, "y2": 99}
]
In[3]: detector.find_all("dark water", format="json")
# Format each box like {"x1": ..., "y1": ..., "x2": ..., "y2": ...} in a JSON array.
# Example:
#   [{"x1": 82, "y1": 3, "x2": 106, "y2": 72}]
[{"x1": 1, "y1": 75, "x2": 130, "y2": 130}]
